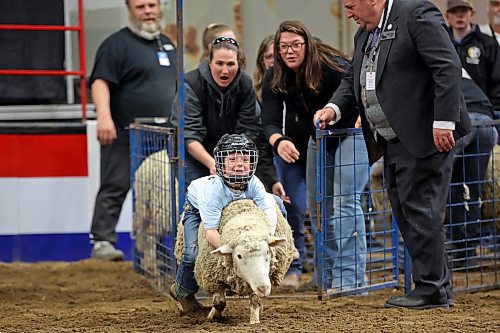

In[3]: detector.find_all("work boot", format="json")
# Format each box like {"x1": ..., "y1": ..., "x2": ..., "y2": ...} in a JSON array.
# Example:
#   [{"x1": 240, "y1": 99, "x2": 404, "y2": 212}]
[
  {"x1": 169, "y1": 283, "x2": 203, "y2": 313},
  {"x1": 91, "y1": 241, "x2": 124, "y2": 261}
]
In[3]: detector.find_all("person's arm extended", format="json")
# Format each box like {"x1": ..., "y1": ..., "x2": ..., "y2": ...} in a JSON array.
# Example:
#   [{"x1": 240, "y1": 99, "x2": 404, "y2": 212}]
[
  {"x1": 205, "y1": 229, "x2": 221, "y2": 248},
  {"x1": 91, "y1": 79, "x2": 116, "y2": 145},
  {"x1": 186, "y1": 140, "x2": 216, "y2": 175}
]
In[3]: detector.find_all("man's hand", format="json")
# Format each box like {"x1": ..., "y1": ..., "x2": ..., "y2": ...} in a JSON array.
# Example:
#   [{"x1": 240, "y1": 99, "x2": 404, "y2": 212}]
[
  {"x1": 97, "y1": 116, "x2": 117, "y2": 145},
  {"x1": 433, "y1": 128, "x2": 455, "y2": 152},
  {"x1": 313, "y1": 107, "x2": 336, "y2": 129}
]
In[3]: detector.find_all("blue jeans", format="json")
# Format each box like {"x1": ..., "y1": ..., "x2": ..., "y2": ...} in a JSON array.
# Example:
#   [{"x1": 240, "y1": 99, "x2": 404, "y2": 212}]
[
  {"x1": 307, "y1": 134, "x2": 370, "y2": 290},
  {"x1": 449, "y1": 112, "x2": 498, "y2": 252},
  {"x1": 274, "y1": 156, "x2": 307, "y2": 275},
  {"x1": 175, "y1": 200, "x2": 201, "y2": 294}
]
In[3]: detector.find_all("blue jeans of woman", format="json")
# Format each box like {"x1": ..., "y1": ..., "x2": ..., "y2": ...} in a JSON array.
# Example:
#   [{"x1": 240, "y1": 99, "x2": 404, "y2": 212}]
[
  {"x1": 306, "y1": 134, "x2": 370, "y2": 290},
  {"x1": 274, "y1": 156, "x2": 307, "y2": 275},
  {"x1": 449, "y1": 112, "x2": 498, "y2": 259}
]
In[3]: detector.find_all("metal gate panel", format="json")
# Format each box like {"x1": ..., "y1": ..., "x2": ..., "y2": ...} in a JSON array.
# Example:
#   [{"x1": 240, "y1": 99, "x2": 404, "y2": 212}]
[{"x1": 130, "y1": 123, "x2": 177, "y2": 292}]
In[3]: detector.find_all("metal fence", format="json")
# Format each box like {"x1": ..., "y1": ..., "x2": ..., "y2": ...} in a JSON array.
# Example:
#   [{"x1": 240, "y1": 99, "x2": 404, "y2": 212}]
[
  {"x1": 314, "y1": 120, "x2": 499, "y2": 298},
  {"x1": 130, "y1": 123, "x2": 177, "y2": 292},
  {"x1": 445, "y1": 119, "x2": 499, "y2": 292},
  {"x1": 130, "y1": 120, "x2": 499, "y2": 298},
  {"x1": 315, "y1": 128, "x2": 399, "y2": 299}
]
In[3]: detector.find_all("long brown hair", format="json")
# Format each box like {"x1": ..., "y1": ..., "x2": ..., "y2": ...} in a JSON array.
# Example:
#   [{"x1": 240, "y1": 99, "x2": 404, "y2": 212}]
[
  {"x1": 253, "y1": 35, "x2": 274, "y2": 102},
  {"x1": 271, "y1": 20, "x2": 347, "y2": 94}
]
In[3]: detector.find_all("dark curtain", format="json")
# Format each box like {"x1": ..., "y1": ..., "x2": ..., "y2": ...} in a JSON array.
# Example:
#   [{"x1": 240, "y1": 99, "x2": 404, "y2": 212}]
[{"x1": 0, "y1": 0, "x2": 66, "y2": 105}]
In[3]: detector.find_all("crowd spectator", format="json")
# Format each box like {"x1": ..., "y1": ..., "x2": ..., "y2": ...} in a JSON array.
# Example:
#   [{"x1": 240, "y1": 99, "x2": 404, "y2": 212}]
[
  {"x1": 89, "y1": 0, "x2": 177, "y2": 260},
  {"x1": 446, "y1": 0, "x2": 500, "y2": 113},
  {"x1": 449, "y1": 69, "x2": 498, "y2": 269},
  {"x1": 199, "y1": 23, "x2": 246, "y2": 69},
  {"x1": 479, "y1": 0, "x2": 500, "y2": 45},
  {"x1": 314, "y1": 0, "x2": 471, "y2": 309},
  {"x1": 252, "y1": 35, "x2": 288, "y2": 200},
  {"x1": 261, "y1": 20, "x2": 367, "y2": 290},
  {"x1": 253, "y1": 35, "x2": 275, "y2": 103},
  {"x1": 171, "y1": 36, "x2": 279, "y2": 195}
]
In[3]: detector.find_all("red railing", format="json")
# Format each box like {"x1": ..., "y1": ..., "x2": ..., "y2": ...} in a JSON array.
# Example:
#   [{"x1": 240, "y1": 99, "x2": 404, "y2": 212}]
[{"x1": 0, "y1": 0, "x2": 87, "y2": 120}]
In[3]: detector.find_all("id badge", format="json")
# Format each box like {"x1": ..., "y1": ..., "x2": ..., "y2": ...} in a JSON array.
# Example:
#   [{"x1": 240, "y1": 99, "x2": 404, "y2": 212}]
[
  {"x1": 157, "y1": 51, "x2": 170, "y2": 66},
  {"x1": 366, "y1": 71, "x2": 376, "y2": 91}
]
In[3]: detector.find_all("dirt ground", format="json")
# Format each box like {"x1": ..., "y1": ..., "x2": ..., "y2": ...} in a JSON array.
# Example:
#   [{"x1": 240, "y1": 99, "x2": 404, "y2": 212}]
[{"x1": 0, "y1": 260, "x2": 498, "y2": 333}]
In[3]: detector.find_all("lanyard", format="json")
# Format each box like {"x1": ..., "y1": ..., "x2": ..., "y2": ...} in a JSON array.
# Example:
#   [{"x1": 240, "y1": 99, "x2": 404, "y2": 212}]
[
  {"x1": 155, "y1": 36, "x2": 165, "y2": 52},
  {"x1": 370, "y1": 0, "x2": 390, "y2": 64}
]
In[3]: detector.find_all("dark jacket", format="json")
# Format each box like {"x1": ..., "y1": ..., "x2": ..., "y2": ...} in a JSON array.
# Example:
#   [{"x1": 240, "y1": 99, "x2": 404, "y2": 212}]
[
  {"x1": 330, "y1": 0, "x2": 471, "y2": 164},
  {"x1": 449, "y1": 24, "x2": 500, "y2": 112},
  {"x1": 171, "y1": 60, "x2": 278, "y2": 190},
  {"x1": 171, "y1": 60, "x2": 260, "y2": 156},
  {"x1": 261, "y1": 57, "x2": 358, "y2": 164}
]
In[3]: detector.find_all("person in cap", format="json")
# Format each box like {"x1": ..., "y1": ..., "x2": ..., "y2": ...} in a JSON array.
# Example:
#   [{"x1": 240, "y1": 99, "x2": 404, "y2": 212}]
[{"x1": 445, "y1": 0, "x2": 500, "y2": 112}]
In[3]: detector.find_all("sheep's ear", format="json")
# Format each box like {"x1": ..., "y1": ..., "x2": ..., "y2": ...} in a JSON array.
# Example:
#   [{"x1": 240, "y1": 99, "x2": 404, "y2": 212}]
[
  {"x1": 211, "y1": 244, "x2": 234, "y2": 256},
  {"x1": 267, "y1": 236, "x2": 287, "y2": 247}
]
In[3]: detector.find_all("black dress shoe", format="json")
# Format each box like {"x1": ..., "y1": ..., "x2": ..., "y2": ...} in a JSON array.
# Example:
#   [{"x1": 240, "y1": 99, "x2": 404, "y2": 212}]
[{"x1": 384, "y1": 294, "x2": 449, "y2": 310}]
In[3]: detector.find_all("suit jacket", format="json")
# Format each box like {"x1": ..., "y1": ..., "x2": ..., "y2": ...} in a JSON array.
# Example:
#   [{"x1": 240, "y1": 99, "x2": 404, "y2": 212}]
[{"x1": 330, "y1": 0, "x2": 472, "y2": 165}]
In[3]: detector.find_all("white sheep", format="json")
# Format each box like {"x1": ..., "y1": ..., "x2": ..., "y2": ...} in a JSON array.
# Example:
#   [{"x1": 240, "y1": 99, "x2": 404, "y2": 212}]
[
  {"x1": 132, "y1": 149, "x2": 175, "y2": 282},
  {"x1": 174, "y1": 199, "x2": 296, "y2": 324},
  {"x1": 482, "y1": 144, "x2": 499, "y2": 230}
]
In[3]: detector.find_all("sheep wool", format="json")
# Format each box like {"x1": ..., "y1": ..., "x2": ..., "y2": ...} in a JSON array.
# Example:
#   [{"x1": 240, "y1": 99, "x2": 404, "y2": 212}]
[
  {"x1": 175, "y1": 199, "x2": 295, "y2": 295},
  {"x1": 133, "y1": 149, "x2": 175, "y2": 281}
]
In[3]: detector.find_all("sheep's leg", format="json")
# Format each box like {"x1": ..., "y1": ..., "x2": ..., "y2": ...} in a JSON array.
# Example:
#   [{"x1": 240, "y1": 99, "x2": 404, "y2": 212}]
[
  {"x1": 249, "y1": 294, "x2": 262, "y2": 324},
  {"x1": 207, "y1": 291, "x2": 226, "y2": 321}
]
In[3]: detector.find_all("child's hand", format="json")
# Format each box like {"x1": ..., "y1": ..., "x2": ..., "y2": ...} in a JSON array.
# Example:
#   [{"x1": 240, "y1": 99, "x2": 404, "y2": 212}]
[
  {"x1": 272, "y1": 182, "x2": 290, "y2": 204},
  {"x1": 205, "y1": 229, "x2": 221, "y2": 248}
]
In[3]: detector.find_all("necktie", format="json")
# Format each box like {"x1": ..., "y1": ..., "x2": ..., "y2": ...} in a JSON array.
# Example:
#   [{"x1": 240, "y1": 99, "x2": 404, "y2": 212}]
[{"x1": 368, "y1": 28, "x2": 381, "y2": 53}]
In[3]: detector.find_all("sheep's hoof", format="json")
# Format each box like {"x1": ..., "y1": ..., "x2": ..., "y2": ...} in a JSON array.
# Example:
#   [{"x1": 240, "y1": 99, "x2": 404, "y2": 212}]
[
  {"x1": 207, "y1": 307, "x2": 220, "y2": 321},
  {"x1": 249, "y1": 319, "x2": 260, "y2": 325}
]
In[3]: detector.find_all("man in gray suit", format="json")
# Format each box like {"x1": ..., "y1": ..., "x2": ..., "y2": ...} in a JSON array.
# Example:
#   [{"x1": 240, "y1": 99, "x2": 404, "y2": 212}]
[{"x1": 314, "y1": 0, "x2": 471, "y2": 309}]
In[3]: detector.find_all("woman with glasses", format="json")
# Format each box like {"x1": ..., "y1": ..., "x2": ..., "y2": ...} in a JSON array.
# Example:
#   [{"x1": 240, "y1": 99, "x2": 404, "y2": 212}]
[
  {"x1": 171, "y1": 36, "x2": 261, "y2": 187},
  {"x1": 261, "y1": 20, "x2": 370, "y2": 291}
]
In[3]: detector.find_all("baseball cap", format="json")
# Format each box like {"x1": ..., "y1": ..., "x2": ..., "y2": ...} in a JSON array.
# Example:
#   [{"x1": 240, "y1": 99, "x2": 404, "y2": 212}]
[{"x1": 447, "y1": 0, "x2": 473, "y2": 11}]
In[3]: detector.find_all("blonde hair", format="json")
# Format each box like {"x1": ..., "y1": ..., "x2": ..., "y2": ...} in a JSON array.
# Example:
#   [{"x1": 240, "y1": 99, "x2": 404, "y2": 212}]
[{"x1": 200, "y1": 23, "x2": 246, "y2": 68}]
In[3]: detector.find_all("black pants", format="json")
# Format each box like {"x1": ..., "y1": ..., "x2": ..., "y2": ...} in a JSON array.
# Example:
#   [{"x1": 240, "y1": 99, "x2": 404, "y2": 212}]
[
  {"x1": 90, "y1": 142, "x2": 130, "y2": 244},
  {"x1": 384, "y1": 139, "x2": 453, "y2": 297}
]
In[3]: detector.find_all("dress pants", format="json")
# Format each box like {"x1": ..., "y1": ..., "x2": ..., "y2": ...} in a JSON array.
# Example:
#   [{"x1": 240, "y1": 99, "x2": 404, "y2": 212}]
[{"x1": 383, "y1": 138, "x2": 453, "y2": 297}]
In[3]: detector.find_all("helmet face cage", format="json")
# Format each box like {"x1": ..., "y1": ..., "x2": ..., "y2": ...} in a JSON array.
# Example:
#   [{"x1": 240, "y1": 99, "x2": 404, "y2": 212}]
[{"x1": 214, "y1": 134, "x2": 259, "y2": 190}]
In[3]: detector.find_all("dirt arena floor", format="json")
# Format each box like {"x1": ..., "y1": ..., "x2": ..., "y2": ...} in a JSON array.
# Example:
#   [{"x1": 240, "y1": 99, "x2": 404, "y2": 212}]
[{"x1": 0, "y1": 260, "x2": 499, "y2": 333}]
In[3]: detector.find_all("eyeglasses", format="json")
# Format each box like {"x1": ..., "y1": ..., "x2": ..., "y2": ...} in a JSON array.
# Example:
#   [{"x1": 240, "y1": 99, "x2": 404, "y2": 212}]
[
  {"x1": 278, "y1": 41, "x2": 305, "y2": 53},
  {"x1": 211, "y1": 36, "x2": 240, "y2": 48}
]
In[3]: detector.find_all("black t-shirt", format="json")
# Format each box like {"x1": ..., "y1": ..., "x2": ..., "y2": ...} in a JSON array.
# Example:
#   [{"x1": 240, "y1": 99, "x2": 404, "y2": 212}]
[{"x1": 89, "y1": 28, "x2": 177, "y2": 143}]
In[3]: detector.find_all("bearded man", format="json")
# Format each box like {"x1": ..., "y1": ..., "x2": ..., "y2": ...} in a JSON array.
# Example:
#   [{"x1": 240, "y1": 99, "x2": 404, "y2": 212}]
[{"x1": 89, "y1": 0, "x2": 177, "y2": 260}]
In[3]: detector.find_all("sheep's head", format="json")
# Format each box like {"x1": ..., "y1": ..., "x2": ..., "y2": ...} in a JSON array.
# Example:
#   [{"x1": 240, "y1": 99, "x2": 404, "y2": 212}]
[{"x1": 211, "y1": 236, "x2": 286, "y2": 297}]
